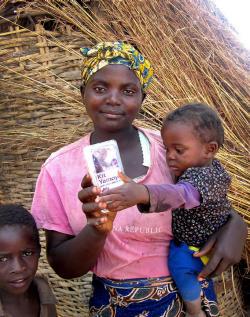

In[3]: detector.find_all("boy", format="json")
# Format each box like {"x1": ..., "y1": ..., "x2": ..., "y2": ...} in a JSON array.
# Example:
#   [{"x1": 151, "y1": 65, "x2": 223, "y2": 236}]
[{"x1": 0, "y1": 204, "x2": 57, "y2": 317}]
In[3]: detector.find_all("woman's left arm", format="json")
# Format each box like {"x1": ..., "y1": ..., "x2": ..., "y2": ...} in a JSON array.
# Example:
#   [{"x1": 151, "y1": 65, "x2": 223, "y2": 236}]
[{"x1": 195, "y1": 209, "x2": 247, "y2": 279}]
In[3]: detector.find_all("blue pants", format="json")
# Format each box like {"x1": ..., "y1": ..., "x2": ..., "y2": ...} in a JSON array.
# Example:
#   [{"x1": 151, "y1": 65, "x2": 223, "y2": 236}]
[{"x1": 168, "y1": 240, "x2": 216, "y2": 302}]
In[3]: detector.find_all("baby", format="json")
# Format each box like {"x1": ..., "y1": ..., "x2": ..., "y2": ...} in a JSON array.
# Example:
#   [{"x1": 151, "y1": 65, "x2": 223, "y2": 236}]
[
  {"x1": 0, "y1": 204, "x2": 57, "y2": 317},
  {"x1": 97, "y1": 103, "x2": 231, "y2": 317}
]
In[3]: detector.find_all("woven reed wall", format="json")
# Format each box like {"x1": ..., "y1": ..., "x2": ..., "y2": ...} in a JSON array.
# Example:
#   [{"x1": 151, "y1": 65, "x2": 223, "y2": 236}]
[
  {"x1": 0, "y1": 23, "x2": 89, "y2": 205},
  {"x1": 0, "y1": 24, "x2": 94, "y2": 317},
  {"x1": 0, "y1": 4, "x2": 248, "y2": 314}
]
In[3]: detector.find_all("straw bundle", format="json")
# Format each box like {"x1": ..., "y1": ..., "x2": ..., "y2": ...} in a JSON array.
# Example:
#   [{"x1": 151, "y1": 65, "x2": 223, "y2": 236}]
[
  {"x1": 1, "y1": 0, "x2": 249, "y2": 221},
  {"x1": 0, "y1": 0, "x2": 249, "y2": 316}
]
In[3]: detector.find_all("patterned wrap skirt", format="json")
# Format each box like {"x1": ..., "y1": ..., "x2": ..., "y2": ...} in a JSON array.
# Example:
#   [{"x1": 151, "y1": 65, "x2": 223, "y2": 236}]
[{"x1": 89, "y1": 274, "x2": 219, "y2": 317}]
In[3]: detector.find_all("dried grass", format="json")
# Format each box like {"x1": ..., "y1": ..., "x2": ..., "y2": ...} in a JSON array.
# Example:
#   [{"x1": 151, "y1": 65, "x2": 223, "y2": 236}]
[
  {"x1": 0, "y1": 1, "x2": 249, "y2": 316},
  {"x1": 1, "y1": 0, "x2": 249, "y2": 225}
]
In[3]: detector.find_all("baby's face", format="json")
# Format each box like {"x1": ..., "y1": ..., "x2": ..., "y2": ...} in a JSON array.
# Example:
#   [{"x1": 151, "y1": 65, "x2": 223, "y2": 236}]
[
  {"x1": 0, "y1": 225, "x2": 39, "y2": 295},
  {"x1": 161, "y1": 122, "x2": 211, "y2": 177}
]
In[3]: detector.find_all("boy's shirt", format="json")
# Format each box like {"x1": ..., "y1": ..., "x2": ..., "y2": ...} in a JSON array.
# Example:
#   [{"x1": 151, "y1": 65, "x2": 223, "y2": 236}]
[
  {"x1": 145, "y1": 159, "x2": 231, "y2": 247},
  {"x1": 172, "y1": 159, "x2": 231, "y2": 247},
  {"x1": 0, "y1": 276, "x2": 57, "y2": 317}
]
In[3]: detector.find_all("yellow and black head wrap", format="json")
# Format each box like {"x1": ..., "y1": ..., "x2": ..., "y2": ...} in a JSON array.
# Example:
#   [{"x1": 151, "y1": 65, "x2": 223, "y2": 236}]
[{"x1": 80, "y1": 41, "x2": 154, "y2": 91}]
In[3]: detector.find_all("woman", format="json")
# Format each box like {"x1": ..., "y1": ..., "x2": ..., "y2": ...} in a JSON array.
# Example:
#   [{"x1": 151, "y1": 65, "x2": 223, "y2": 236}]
[{"x1": 32, "y1": 41, "x2": 247, "y2": 316}]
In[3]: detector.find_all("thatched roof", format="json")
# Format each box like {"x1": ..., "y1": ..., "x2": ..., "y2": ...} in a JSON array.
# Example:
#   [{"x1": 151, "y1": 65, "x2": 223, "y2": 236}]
[
  {"x1": 1, "y1": 0, "x2": 249, "y2": 222},
  {"x1": 0, "y1": 1, "x2": 249, "y2": 316}
]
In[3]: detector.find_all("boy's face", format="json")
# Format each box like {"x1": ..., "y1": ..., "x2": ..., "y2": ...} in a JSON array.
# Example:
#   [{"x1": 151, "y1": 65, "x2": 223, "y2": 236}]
[
  {"x1": 161, "y1": 122, "x2": 212, "y2": 177},
  {"x1": 0, "y1": 225, "x2": 39, "y2": 295}
]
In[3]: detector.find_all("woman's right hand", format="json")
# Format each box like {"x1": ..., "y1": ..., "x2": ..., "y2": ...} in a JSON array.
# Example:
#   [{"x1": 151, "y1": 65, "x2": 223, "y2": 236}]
[{"x1": 78, "y1": 174, "x2": 117, "y2": 234}]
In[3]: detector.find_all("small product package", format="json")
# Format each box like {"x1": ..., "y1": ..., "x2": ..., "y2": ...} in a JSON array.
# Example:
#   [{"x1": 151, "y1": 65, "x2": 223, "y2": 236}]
[{"x1": 84, "y1": 140, "x2": 124, "y2": 193}]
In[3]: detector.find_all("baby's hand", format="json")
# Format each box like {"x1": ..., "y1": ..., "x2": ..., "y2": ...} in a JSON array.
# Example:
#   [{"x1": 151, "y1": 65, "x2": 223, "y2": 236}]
[
  {"x1": 96, "y1": 172, "x2": 149, "y2": 212},
  {"x1": 78, "y1": 174, "x2": 114, "y2": 232}
]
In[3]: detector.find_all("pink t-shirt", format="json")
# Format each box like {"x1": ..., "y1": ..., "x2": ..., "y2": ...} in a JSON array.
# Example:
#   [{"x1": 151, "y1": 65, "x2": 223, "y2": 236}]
[{"x1": 31, "y1": 128, "x2": 173, "y2": 279}]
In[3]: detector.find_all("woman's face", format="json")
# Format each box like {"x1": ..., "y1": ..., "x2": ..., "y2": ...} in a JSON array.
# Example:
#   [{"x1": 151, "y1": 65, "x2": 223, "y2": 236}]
[{"x1": 82, "y1": 64, "x2": 144, "y2": 133}]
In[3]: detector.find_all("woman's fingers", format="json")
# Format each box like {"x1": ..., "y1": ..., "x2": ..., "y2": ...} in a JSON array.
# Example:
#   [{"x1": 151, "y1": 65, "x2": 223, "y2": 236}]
[
  {"x1": 198, "y1": 255, "x2": 220, "y2": 279},
  {"x1": 194, "y1": 236, "x2": 216, "y2": 257},
  {"x1": 81, "y1": 173, "x2": 92, "y2": 188},
  {"x1": 87, "y1": 215, "x2": 108, "y2": 226},
  {"x1": 82, "y1": 204, "x2": 108, "y2": 227},
  {"x1": 194, "y1": 235, "x2": 218, "y2": 279},
  {"x1": 198, "y1": 256, "x2": 230, "y2": 279},
  {"x1": 197, "y1": 212, "x2": 247, "y2": 279},
  {"x1": 78, "y1": 185, "x2": 101, "y2": 203},
  {"x1": 78, "y1": 174, "x2": 116, "y2": 232},
  {"x1": 195, "y1": 234, "x2": 231, "y2": 279},
  {"x1": 82, "y1": 201, "x2": 102, "y2": 214},
  {"x1": 78, "y1": 187, "x2": 95, "y2": 203}
]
